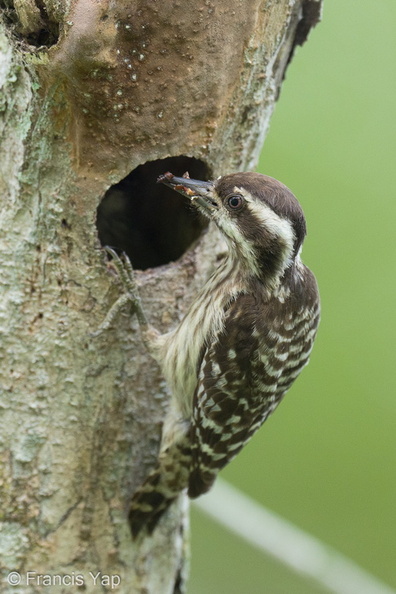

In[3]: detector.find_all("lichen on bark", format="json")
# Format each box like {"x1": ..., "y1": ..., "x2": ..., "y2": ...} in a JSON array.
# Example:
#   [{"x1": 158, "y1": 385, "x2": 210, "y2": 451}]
[{"x1": 0, "y1": 1, "x2": 322, "y2": 592}]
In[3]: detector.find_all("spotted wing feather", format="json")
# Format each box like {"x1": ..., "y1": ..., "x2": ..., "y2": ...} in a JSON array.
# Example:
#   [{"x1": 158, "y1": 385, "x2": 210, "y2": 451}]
[{"x1": 188, "y1": 290, "x2": 319, "y2": 498}]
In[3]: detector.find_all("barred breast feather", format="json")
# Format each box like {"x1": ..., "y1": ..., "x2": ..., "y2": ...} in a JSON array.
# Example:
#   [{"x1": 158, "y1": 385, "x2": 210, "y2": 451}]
[
  {"x1": 188, "y1": 262, "x2": 320, "y2": 497},
  {"x1": 129, "y1": 258, "x2": 319, "y2": 536}
]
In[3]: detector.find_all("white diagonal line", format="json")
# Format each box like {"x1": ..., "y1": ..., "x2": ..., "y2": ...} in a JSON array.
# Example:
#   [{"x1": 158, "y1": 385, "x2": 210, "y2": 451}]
[{"x1": 193, "y1": 478, "x2": 395, "y2": 594}]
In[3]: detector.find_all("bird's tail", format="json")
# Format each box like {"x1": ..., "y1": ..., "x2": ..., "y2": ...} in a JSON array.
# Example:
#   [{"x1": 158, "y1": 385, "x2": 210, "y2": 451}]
[{"x1": 129, "y1": 439, "x2": 191, "y2": 538}]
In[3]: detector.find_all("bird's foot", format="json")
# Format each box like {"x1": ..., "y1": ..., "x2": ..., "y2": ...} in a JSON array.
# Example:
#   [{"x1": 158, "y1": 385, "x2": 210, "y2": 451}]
[{"x1": 93, "y1": 247, "x2": 148, "y2": 336}]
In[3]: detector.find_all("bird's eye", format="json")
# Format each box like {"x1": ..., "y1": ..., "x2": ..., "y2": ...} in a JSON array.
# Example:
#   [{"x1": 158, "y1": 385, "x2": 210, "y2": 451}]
[{"x1": 225, "y1": 194, "x2": 244, "y2": 211}]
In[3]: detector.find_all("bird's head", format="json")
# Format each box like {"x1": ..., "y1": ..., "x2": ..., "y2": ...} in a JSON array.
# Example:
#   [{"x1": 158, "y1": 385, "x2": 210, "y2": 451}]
[{"x1": 158, "y1": 171, "x2": 307, "y2": 283}]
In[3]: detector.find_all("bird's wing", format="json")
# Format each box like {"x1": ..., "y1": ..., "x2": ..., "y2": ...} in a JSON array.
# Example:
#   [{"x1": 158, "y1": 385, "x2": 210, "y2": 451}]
[
  {"x1": 188, "y1": 287, "x2": 319, "y2": 498},
  {"x1": 188, "y1": 293, "x2": 286, "y2": 498}
]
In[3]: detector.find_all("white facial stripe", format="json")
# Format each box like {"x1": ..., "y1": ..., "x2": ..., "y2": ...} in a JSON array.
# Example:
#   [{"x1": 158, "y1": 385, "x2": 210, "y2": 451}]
[
  {"x1": 237, "y1": 187, "x2": 295, "y2": 263},
  {"x1": 216, "y1": 210, "x2": 261, "y2": 276}
]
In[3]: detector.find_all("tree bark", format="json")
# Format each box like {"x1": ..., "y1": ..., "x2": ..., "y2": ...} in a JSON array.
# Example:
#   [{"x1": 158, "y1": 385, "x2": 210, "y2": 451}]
[{"x1": 0, "y1": 1, "x2": 322, "y2": 592}]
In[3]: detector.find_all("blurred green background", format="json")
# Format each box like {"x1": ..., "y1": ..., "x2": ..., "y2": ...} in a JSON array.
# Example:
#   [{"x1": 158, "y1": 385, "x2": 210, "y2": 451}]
[{"x1": 189, "y1": 0, "x2": 396, "y2": 592}]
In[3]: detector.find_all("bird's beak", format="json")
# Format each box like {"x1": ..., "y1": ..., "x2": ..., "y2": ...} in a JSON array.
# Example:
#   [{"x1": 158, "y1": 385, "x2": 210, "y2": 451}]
[{"x1": 157, "y1": 172, "x2": 218, "y2": 213}]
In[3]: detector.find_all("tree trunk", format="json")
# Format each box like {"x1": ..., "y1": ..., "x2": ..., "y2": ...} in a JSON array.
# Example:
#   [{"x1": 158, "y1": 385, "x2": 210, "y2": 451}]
[{"x1": 0, "y1": 1, "x2": 321, "y2": 592}]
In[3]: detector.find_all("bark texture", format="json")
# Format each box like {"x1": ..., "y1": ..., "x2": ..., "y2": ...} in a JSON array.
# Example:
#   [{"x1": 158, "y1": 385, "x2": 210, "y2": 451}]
[{"x1": 0, "y1": 1, "x2": 322, "y2": 592}]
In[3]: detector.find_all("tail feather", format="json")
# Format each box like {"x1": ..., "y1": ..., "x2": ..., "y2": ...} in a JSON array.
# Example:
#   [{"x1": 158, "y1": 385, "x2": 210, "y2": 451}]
[
  {"x1": 129, "y1": 477, "x2": 177, "y2": 537},
  {"x1": 129, "y1": 440, "x2": 191, "y2": 538}
]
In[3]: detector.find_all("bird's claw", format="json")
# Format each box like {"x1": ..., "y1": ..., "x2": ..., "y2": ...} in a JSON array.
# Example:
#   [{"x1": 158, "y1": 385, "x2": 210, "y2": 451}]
[{"x1": 93, "y1": 247, "x2": 148, "y2": 336}]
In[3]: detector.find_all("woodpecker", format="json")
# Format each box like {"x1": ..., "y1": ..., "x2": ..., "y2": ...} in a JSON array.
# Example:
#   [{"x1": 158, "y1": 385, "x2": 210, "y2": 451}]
[{"x1": 102, "y1": 171, "x2": 320, "y2": 538}]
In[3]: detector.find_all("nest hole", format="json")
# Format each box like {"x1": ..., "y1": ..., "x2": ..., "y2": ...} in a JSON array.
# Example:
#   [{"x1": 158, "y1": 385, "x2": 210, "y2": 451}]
[
  {"x1": 96, "y1": 157, "x2": 212, "y2": 270},
  {"x1": 0, "y1": 1, "x2": 60, "y2": 47}
]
